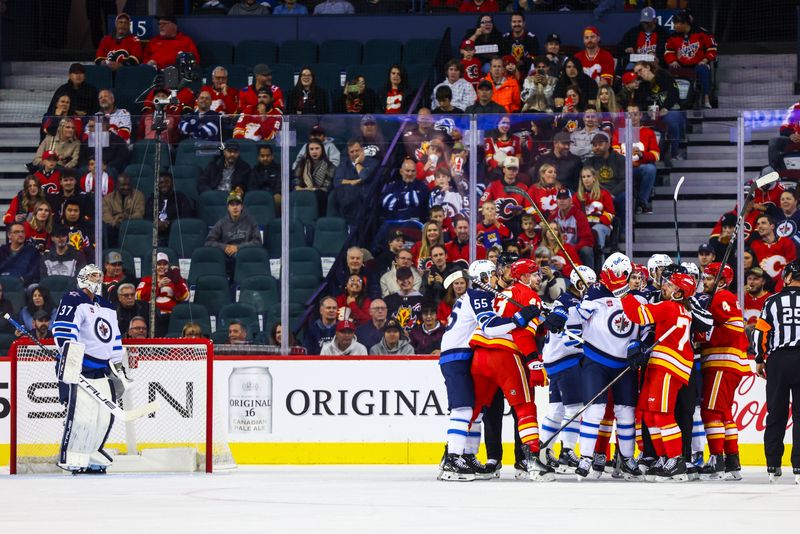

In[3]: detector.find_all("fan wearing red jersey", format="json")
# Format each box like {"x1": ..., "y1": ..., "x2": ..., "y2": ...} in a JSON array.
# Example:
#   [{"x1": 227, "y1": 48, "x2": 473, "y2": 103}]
[
  {"x1": 750, "y1": 214, "x2": 797, "y2": 285},
  {"x1": 619, "y1": 270, "x2": 696, "y2": 482},
  {"x1": 697, "y1": 262, "x2": 750, "y2": 481},
  {"x1": 95, "y1": 13, "x2": 142, "y2": 70},
  {"x1": 575, "y1": 26, "x2": 615, "y2": 86}
]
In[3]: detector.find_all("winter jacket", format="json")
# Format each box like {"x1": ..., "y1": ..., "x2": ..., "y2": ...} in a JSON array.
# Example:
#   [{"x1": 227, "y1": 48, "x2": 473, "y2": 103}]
[
  {"x1": 198, "y1": 157, "x2": 252, "y2": 193},
  {"x1": 204, "y1": 209, "x2": 261, "y2": 250},
  {"x1": 369, "y1": 337, "x2": 415, "y2": 355},
  {"x1": 101, "y1": 189, "x2": 146, "y2": 227}
]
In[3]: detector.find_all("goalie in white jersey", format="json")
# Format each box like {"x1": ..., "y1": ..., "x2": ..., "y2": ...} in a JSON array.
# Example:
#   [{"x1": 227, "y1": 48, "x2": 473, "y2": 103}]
[{"x1": 53, "y1": 264, "x2": 131, "y2": 474}]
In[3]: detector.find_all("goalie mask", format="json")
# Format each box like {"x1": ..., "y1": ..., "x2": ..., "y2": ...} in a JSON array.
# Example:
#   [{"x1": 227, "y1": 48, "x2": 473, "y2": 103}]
[
  {"x1": 77, "y1": 264, "x2": 103, "y2": 296},
  {"x1": 570, "y1": 265, "x2": 597, "y2": 293},
  {"x1": 468, "y1": 259, "x2": 496, "y2": 285}
]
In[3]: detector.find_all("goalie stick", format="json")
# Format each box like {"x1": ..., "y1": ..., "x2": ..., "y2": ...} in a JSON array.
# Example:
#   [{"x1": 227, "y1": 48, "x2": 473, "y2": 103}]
[
  {"x1": 673, "y1": 176, "x2": 685, "y2": 263},
  {"x1": 4, "y1": 313, "x2": 160, "y2": 422}
]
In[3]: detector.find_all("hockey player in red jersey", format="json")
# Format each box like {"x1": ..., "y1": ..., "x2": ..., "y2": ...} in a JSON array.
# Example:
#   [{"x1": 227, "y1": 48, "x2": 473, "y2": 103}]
[
  {"x1": 617, "y1": 270, "x2": 697, "y2": 482},
  {"x1": 470, "y1": 258, "x2": 555, "y2": 481},
  {"x1": 697, "y1": 262, "x2": 751, "y2": 481}
]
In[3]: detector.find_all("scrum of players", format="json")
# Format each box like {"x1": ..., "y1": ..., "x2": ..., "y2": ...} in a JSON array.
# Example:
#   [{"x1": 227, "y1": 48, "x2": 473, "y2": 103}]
[{"x1": 437, "y1": 250, "x2": 749, "y2": 483}]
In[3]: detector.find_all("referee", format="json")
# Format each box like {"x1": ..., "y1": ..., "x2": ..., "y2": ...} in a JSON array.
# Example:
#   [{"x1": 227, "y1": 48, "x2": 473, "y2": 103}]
[{"x1": 753, "y1": 260, "x2": 800, "y2": 483}]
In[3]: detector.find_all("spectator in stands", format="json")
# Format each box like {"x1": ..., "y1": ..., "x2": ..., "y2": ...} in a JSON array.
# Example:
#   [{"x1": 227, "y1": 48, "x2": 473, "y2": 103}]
[
  {"x1": 575, "y1": 26, "x2": 614, "y2": 87},
  {"x1": 596, "y1": 85, "x2": 620, "y2": 114},
  {"x1": 304, "y1": 296, "x2": 338, "y2": 354},
  {"x1": 23, "y1": 200, "x2": 53, "y2": 253},
  {"x1": 542, "y1": 33, "x2": 566, "y2": 78},
  {"x1": 749, "y1": 214, "x2": 797, "y2": 285},
  {"x1": 481, "y1": 157, "x2": 532, "y2": 226},
  {"x1": 28, "y1": 310, "x2": 52, "y2": 341},
  {"x1": 533, "y1": 246, "x2": 567, "y2": 303},
  {"x1": 432, "y1": 59, "x2": 477, "y2": 112},
  {"x1": 287, "y1": 67, "x2": 329, "y2": 115},
  {"x1": 554, "y1": 86, "x2": 586, "y2": 131},
  {"x1": 379, "y1": 64, "x2": 412, "y2": 115},
  {"x1": 380, "y1": 249, "x2": 422, "y2": 297},
  {"x1": 20, "y1": 284, "x2": 55, "y2": 331},
  {"x1": 374, "y1": 229, "x2": 406, "y2": 275},
  {"x1": 39, "y1": 224, "x2": 86, "y2": 278},
  {"x1": 459, "y1": 39, "x2": 482, "y2": 89},
  {"x1": 335, "y1": 246, "x2": 380, "y2": 299},
  {"x1": 355, "y1": 115, "x2": 385, "y2": 162},
  {"x1": 528, "y1": 162, "x2": 560, "y2": 220},
  {"x1": 102, "y1": 174, "x2": 145, "y2": 248},
  {"x1": 484, "y1": 56, "x2": 521, "y2": 113},
  {"x1": 619, "y1": 7, "x2": 667, "y2": 67},
  {"x1": 465, "y1": 80, "x2": 506, "y2": 114},
  {"x1": 143, "y1": 16, "x2": 201, "y2": 71},
  {"x1": 314, "y1": 0, "x2": 355, "y2": 14},
  {"x1": 182, "y1": 322, "x2": 204, "y2": 338},
  {"x1": 611, "y1": 104, "x2": 658, "y2": 214},
  {"x1": 116, "y1": 283, "x2": 148, "y2": 337},
  {"x1": 293, "y1": 140, "x2": 334, "y2": 211},
  {"x1": 696, "y1": 242, "x2": 716, "y2": 271},
  {"x1": 47, "y1": 170, "x2": 90, "y2": 222},
  {"x1": 768, "y1": 103, "x2": 800, "y2": 171},
  {"x1": 273, "y1": 0, "x2": 309, "y2": 14},
  {"x1": 403, "y1": 108, "x2": 435, "y2": 161},
  {"x1": 432, "y1": 86, "x2": 462, "y2": 114},
  {"x1": 777, "y1": 188, "x2": 800, "y2": 252},
  {"x1": 321, "y1": 320, "x2": 368, "y2": 355},
  {"x1": 237, "y1": 66, "x2": 282, "y2": 113},
  {"x1": 33, "y1": 122, "x2": 80, "y2": 169},
  {"x1": 576, "y1": 166, "x2": 615, "y2": 252},
  {"x1": 429, "y1": 167, "x2": 464, "y2": 220},
  {"x1": 484, "y1": 116, "x2": 522, "y2": 177},
  {"x1": 145, "y1": 172, "x2": 194, "y2": 246},
  {"x1": 126, "y1": 316, "x2": 148, "y2": 339},
  {"x1": 744, "y1": 266, "x2": 772, "y2": 325},
  {"x1": 381, "y1": 158, "x2": 429, "y2": 221},
  {"x1": 550, "y1": 188, "x2": 594, "y2": 270},
  {"x1": 421, "y1": 245, "x2": 453, "y2": 300},
  {"x1": 249, "y1": 145, "x2": 281, "y2": 203},
  {"x1": 46, "y1": 63, "x2": 99, "y2": 118},
  {"x1": 534, "y1": 131, "x2": 582, "y2": 191},
  {"x1": 136, "y1": 252, "x2": 190, "y2": 335},
  {"x1": 459, "y1": 0, "x2": 499, "y2": 12},
  {"x1": 633, "y1": 61, "x2": 685, "y2": 161},
  {"x1": 476, "y1": 200, "x2": 510, "y2": 251},
  {"x1": 516, "y1": 212, "x2": 538, "y2": 258},
  {"x1": 501, "y1": 11, "x2": 539, "y2": 73},
  {"x1": 585, "y1": 133, "x2": 625, "y2": 206},
  {"x1": 332, "y1": 140, "x2": 378, "y2": 226},
  {"x1": 411, "y1": 221, "x2": 444, "y2": 271},
  {"x1": 102, "y1": 250, "x2": 136, "y2": 303},
  {"x1": 384, "y1": 267, "x2": 423, "y2": 332},
  {"x1": 553, "y1": 56, "x2": 597, "y2": 110},
  {"x1": 179, "y1": 91, "x2": 221, "y2": 141},
  {"x1": 62, "y1": 198, "x2": 95, "y2": 257},
  {"x1": 334, "y1": 75, "x2": 378, "y2": 114},
  {"x1": 89, "y1": 89, "x2": 132, "y2": 144},
  {"x1": 200, "y1": 66, "x2": 239, "y2": 114},
  {"x1": 294, "y1": 125, "x2": 341, "y2": 170},
  {"x1": 41, "y1": 94, "x2": 82, "y2": 141},
  {"x1": 0, "y1": 283, "x2": 14, "y2": 334},
  {"x1": 229, "y1": 0, "x2": 271, "y2": 14},
  {"x1": 370, "y1": 318, "x2": 414, "y2": 355},
  {"x1": 232, "y1": 90, "x2": 282, "y2": 142},
  {"x1": 570, "y1": 107, "x2": 607, "y2": 158},
  {"x1": 708, "y1": 213, "x2": 736, "y2": 265},
  {"x1": 205, "y1": 192, "x2": 261, "y2": 275},
  {"x1": 664, "y1": 9, "x2": 717, "y2": 109},
  {"x1": 465, "y1": 15, "x2": 503, "y2": 66},
  {"x1": 355, "y1": 298, "x2": 388, "y2": 349},
  {"x1": 95, "y1": 13, "x2": 142, "y2": 70},
  {"x1": 4, "y1": 176, "x2": 45, "y2": 225},
  {"x1": 32, "y1": 148, "x2": 62, "y2": 194},
  {"x1": 437, "y1": 269, "x2": 467, "y2": 323},
  {"x1": 521, "y1": 56, "x2": 557, "y2": 112},
  {"x1": 335, "y1": 274, "x2": 372, "y2": 325},
  {"x1": 80, "y1": 156, "x2": 114, "y2": 196},
  {"x1": 199, "y1": 142, "x2": 251, "y2": 194},
  {"x1": 539, "y1": 222, "x2": 579, "y2": 278},
  {"x1": 0, "y1": 222, "x2": 40, "y2": 286}
]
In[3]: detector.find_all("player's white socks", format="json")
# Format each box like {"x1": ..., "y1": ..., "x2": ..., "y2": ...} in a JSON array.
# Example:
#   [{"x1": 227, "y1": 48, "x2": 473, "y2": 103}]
[
  {"x1": 447, "y1": 407, "x2": 473, "y2": 455},
  {"x1": 465, "y1": 413, "x2": 483, "y2": 455},
  {"x1": 691, "y1": 406, "x2": 707, "y2": 454},
  {"x1": 561, "y1": 403, "x2": 583, "y2": 450},
  {"x1": 540, "y1": 402, "x2": 565, "y2": 446},
  {"x1": 578, "y1": 403, "x2": 606, "y2": 458},
  {"x1": 613, "y1": 405, "x2": 636, "y2": 458}
]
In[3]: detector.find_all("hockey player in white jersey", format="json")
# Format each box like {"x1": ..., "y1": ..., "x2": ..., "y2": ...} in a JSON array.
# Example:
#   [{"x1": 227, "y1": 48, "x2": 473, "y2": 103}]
[
  {"x1": 437, "y1": 261, "x2": 539, "y2": 481},
  {"x1": 53, "y1": 264, "x2": 131, "y2": 474},
  {"x1": 574, "y1": 253, "x2": 646, "y2": 481},
  {"x1": 643, "y1": 254, "x2": 673, "y2": 302},
  {"x1": 539, "y1": 265, "x2": 595, "y2": 474}
]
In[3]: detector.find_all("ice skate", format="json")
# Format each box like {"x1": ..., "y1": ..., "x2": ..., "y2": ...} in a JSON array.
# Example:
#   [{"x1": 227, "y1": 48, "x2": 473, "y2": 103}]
[
  {"x1": 654, "y1": 456, "x2": 688, "y2": 483},
  {"x1": 699, "y1": 453, "x2": 725, "y2": 481},
  {"x1": 767, "y1": 466, "x2": 781, "y2": 483},
  {"x1": 438, "y1": 453, "x2": 476, "y2": 482},
  {"x1": 589, "y1": 452, "x2": 606, "y2": 479},
  {"x1": 556, "y1": 448, "x2": 579, "y2": 474},
  {"x1": 525, "y1": 446, "x2": 556, "y2": 482},
  {"x1": 545, "y1": 448, "x2": 560, "y2": 471},
  {"x1": 514, "y1": 459, "x2": 529, "y2": 480},
  {"x1": 438, "y1": 444, "x2": 447, "y2": 470},
  {"x1": 462, "y1": 454, "x2": 497, "y2": 480},
  {"x1": 575, "y1": 456, "x2": 592, "y2": 481},
  {"x1": 794, "y1": 468, "x2": 800, "y2": 485},
  {"x1": 620, "y1": 456, "x2": 643, "y2": 481},
  {"x1": 642, "y1": 456, "x2": 664, "y2": 482},
  {"x1": 611, "y1": 450, "x2": 623, "y2": 479},
  {"x1": 723, "y1": 453, "x2": 742, "y2": 481}
]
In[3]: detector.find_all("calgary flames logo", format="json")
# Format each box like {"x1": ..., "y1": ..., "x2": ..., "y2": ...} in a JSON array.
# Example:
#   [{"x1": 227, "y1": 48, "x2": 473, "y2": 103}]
[
  {"x1": 761, "y1": 255, "x2": 789, "y2": 278},
  {"x1": 496, "y1": 197, "x2": 519, "y2": 220},
  {"x1": 395, "y1": 306, "x2": 412, "y2": 329}
]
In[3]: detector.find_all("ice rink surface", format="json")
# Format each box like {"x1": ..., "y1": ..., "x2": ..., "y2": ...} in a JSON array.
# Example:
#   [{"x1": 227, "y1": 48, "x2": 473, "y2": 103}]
[{"x1": 1, "y1": 465, "x2": 799, "y2": 533}]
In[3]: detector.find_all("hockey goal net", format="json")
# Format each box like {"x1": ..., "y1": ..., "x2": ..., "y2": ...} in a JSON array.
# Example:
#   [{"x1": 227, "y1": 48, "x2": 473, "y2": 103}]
[{"x1": 10, "y1": 339, "x2": 235, "y2": 474}]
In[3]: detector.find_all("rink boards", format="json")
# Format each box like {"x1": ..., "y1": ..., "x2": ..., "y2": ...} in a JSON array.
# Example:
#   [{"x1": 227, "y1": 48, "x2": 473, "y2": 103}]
[{"x1": 0, "y1": 355, "x2": 789, "y2": 466}]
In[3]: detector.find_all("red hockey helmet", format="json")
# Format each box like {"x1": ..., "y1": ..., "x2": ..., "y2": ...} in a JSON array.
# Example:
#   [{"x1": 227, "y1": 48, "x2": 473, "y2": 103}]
[
  {"x1": 703, "y1": 262, "x2": 733, "y2": 286},
  {"x1": 510, "y1": 259, "x2": 539, "y2": 280},
  {"x1": 666, "y1": 272, "x2": 697, "y2": 298}
]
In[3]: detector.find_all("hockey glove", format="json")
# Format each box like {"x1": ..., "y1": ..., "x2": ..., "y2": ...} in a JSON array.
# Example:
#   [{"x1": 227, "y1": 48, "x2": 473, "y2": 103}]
[
  {"x1": 542, "y1": 306, "x2": 568, "y2": 333},
  {"x1": 513, "y1": 304, "x2": 541, "y2": 327},
  {"x1": 525, "y1": 354, "x2": 547, "y2": 387},
  {"x1": 110, "y1": 360, "x2": 134, "y2": 390},
  {"x1": 604, "y1": 270, "x2": 630, "y2": 298},
  {"x1": 626, "y1": 340, "x2": 649, "y2": 370}
]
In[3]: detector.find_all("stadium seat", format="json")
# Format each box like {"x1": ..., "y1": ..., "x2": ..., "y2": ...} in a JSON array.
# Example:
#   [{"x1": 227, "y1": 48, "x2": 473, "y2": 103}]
[
  {"x1": 83, "y1": 64, "x2": 113, "y2": 91},
  {"x1": 243, "y1": 189, "x2": 276, "y2": 225},
  {"x1": 171, "y1": 164, "x2": 201, "y2": 205},
  {"x1": 140, "y1": 246, "x2": 178, "y2": 277},
  {"x1": 187, "y1": 247, "x2": 227, "y2": 286},
  {"x1": 345, "y1": 64, "x2": 387, "y2": 93},
  {"x1": 289, "y1": 190, "x2": 318, "y2": 225},
  {"x1": 326, "y1": 190, "x2": 341, "y2": 217},
  {"x1": 169, "y1": 218, "x2": 210, "y2": 259},
  {"x1": 38, "y1": 275, "x2": 75, "y2": 304},
  {"x1": 313, "y1": 217, "x2": 348, "y2": 257},
  {"x1": 114, "y1": 65, "x2": 158, "y2": 100},
  {"x1": 199, "y1": 190, "x2": 230, "y2": 227},
  {"x1": 288, "y1": 274, "x2": 321, "y2": 305},
  {"x1": 130, "y1": 140, "x2": 171, "y2": 170},
  {"x1": 234, "y1": 40, "x2": 278, "y2": 67},
  {"x1": 278, "y1": 40, "x2": 317, "y2": 66},
  {"x1": 312, "y1": 63, "x2": 343, "y2": 95},
  {"x1": 123, "y1": 164, "x2": 155, "y2": 198},
  {"x1": 233, "y1": 246, "x2": 271, "y2": 284},
  {"x1": 4, "y1": 288, "x2": 24, "y2": 314},
  {"x1": 119, "y1": 219, "x2": 156, "y2": 260},
  {"x1": 204, "y1": 63, "x2": 249, "y2": 89},
  {"x1": 363, "y1": 39, "x2": 402, "y2": 65},
  {"x1": 269, "y1": 63, "x2": 294, "y2": 94},
  {"x1": 0, "y1": 332, "x2": 15, "y2": 357},
  {"x1": 265, "y1": 218, "x2": 307, "y2": 258},
  {"x1": 238, "y1": 275, "x2": 279, "y2": 315},
  {"x1": 404, "y1": 39, "x2": 440, "y2": 65},
  {"x1": 319, "y1": 40, "x2": 361, "y2": 65},
  {"x1": 0, "y1": 275, "x2": 23, "y2": 292},
  {"x1": 217, "y1": 303, "x2": 259, "y2": 335},
  {"x1": 289, "y1": 247, "x2": 322, "y2": 280},
  {"x1": 176, "y1": 138, "x2": 219, "y2": 170},
  {"x1": 193, "y1": 274, "x2": 232, "y2": 317},
  {"x1": 405, "y1": 63, "x2": 431, "y2": 92},
  {"x1": 197, "y1": 41, "x2": 234, "y2": 68},
  {"x1": 167, "y1": 302, "x2": 211, "y2": 337}
]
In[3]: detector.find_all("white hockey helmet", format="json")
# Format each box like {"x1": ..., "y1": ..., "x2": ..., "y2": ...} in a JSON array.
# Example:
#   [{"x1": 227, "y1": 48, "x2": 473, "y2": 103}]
[
  {"x1": 468, "y1": 259, "x2": 496, "y2": 284},
  {"x1": 681, "y1": 261, "x2": 700, "y2": 282},
  {"x1": 570, "y1": 265, "x2": 597, "y2": 289},
  {"x1": 77, "y1": 264, "x2": 103, "y2": 296},
  {"x1": 647, "y1": 254, "x2": 673, "y2": 280},
  {"x1": 602, "y1": 252, "x2": 632, "y2": 279}
]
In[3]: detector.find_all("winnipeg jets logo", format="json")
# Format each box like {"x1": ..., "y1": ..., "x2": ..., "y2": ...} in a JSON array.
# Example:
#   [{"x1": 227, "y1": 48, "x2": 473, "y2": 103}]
[
  {"x1": 776, "y1": 219, "x2": 796, "y2": 239},
  {"x1": 94, "y1": 317, "x2": 113, "y2": 343},
  {"x1": 607, "y1": 310, "x2": 634, "y2": 338}
]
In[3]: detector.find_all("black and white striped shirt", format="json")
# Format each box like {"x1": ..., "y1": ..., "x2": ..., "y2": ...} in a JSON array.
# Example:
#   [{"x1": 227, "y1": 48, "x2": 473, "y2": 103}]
[{"x1": 753, "y1": 286, "x2": 800, "y2": 363}]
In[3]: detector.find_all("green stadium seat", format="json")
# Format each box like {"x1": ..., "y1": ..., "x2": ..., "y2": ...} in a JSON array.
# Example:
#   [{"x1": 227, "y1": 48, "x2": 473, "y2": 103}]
[
  {"x1": 289, "y1": 246, "x2": 322, "y2": 280},
  {"x1": 234, "y1": 246, "x2": 271, "y2": 284},
  {"x1": 312, "y1": 63, "x2": 343, "y2": 94},
  {"x1": 218, "y1": 302, "x2": 259, "y2": 335},
  {"x1": 198, "y1": 190, "x2": 229, "y2": 227},
  {"x1": 363, "y1": 39, "x2": 402, "y2": 65},
  {"x1": 197, "y1": 41, "x2": 234, "y2": 68},
  {"x1": 404, "y1": 39, "x2": 440, "y2": 64},
  {"x1": 0, "y1": 332, "x2": 16, "y2": 357},
  {"x1": 243, "y1": 189, "x2": 276, "y2": 226},
  {"x1": 84, "y1": 64, "x2": 113, "y2": 91},
  {"x1": 405, "y1": 63, "x2": 430, "y2": 92},
  {"x1": 319, "y1": 40, "x2": 361, "y2": 65},
  {"x1": 171, "y1": 164, "x2": 201, "y2": 205},
  {"x1": 168, "y1": 218, "x2": 210, "y2": 259},
  {"x1": 278, "y1": 40, "x2": 317, "y2": 66},
  {"x1": 167, "y1": 302, "x2": 211, "y2": 337},
  {"x1": 193, "y1": 274, "x2": 232, "y2": 317},
  {"x1": 0, "y1": 275, "x2": 23, "y2": 292},
  {"x1": 235, "y1": 40, "x2": 278, "y2": 67},
  {"x1": 265, "y1": 218, "x2": 306, "y2": 258},
  {"x1": 313, "y1": 217, "x2": 348, "y2": 257},
  {"x1": 38, "y1": 275, "x2": 75, "y2": 304},
  {"x1": 187, "y1": 247, "x2": 227, "y2": 286},
  {"x1": 269, "y1": 63, "x2": 294, "y2": 94},
  {"x1": 176, "y1": 139, "x2": 218, "y2": 169},
  {"x1": 119, "y1": 219, "x2": 156, "y2": 260},
  {"x1": 345, "y1": 64, "x2": 387, "y2": 93},
  {"x1": 123, "y1": 164, "x2": 155, "y2": 198},
  {"x1": 130, "y1": 140, "x2": 171, "y2": 170},
  {"x1": 288, "y1": 274, "x2": 321, "y2": 305},
  {"x1": 289, "y1": 190, "x2": 318, "y2": 225},
  {"x1": 238, "y1": 275, "x2": 279, "y2": 314}
]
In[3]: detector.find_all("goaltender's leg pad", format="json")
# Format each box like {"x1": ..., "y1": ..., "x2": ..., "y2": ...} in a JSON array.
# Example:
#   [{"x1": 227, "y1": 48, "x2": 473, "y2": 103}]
[
  {"x1": 59, "y1": 376, "x2": 115, "y2": 470},
  {"x1": 57, "y1": 341, "x2": 85, "y2": 385}
]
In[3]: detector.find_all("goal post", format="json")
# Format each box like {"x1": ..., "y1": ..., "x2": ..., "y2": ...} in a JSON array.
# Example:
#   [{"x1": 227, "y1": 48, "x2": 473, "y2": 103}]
[{"x1": 9, "y1": 338, "x2": 235, "y2": 474}]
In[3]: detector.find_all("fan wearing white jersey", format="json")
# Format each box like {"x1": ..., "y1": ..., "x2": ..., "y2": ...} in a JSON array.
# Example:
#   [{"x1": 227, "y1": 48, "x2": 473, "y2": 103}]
[
  {"x1": 53, "y1": 264, "x2": 131, "y2": 474},
  {"x1": 539, "y1": 265, "x2": 596, "y2": 474}
]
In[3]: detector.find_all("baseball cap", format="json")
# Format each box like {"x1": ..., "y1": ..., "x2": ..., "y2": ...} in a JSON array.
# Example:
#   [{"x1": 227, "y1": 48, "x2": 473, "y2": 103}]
[
  {"x1": 388, "y1": 230, "x2": 405, "y2": 243},
  {"x1": 396, "y1": 266, "x2": 413, "y2": 280},
  {"x1": 640, "y1": 7, "x2": 657, "y2": 23},
  {"x1": 253, "y1": 64, "x2": 272, "y2": 76},
  {"x1": 477, "y1": 80, "x2": 493, "y2": 91},
  {"x1": 224, "y1": 141, "x2": 240, "y2": 151},
  {"x1": 545, "y1": 33, "x2": 561, "y2": 44},
  {"x1": 502, "y1": 55, "x2": 516, "y2": 67},
  {"x1": 553, "y1": 131, "x2": 571, "y2": 144},
  {"x1": 115, "y1": 12, "x2": 131, "y2": 22},
  {"x1": 227, "y1": 192, "x2": 243, "y2": 204},
  {"x1": 584, "y1": 25, "x2": 600, "y2": 37},
  {"x1": 33, "y1": 310, "x2": 50, "y2": 321},
  {"x1": 382, "y1": 319, "x2": 402, "y2": 332},
  {"x1": 591, "y1": 133, "x2": 609, "y2": 145},
  {"x1": 698, "y1": 243, "x2": 714, "y2": 254},
  {"x1": 460, "y1": 39, "x2": 475, "y2": 50},
  {"x1": 556, "y1": 188, "x2": 572, "y2": 199},
  {"x1": 336, "y1": 320, "x2": 355, "y2": 332},
  {"x1": 68, "y1": 63, "x2": 86, "y2": 74},
  {"x1": 105, "y1": 251, "x2": 123, "y2": 264},
  {"x1": 721, "y1": 213, "x2": 737, "y2": 227},
  {"x1": 157, "y1": 15, "x2": 178, "y2": 24},
  {"x1": 310, "y1": 124, "x2": 325, "y2": 136},
  {"x1": 156, "y1": 252, "x2": 170, "y2": 264},
  {"x1": 256, "y1": 87, "x2": 272, "y2": 96},
  {"x1": 503, "y1": 156, "x2": 520, "y2": 169},
  {"x1": 42, "y1": 150, "x2": 58, "y2": 160},
  {"x1": 746, "y1": 266, "x2": 767, "y2": 279},
  {"x1": 361, "y1": 114, "x2": 377, "y2": 125},
  {"x1": 622, "y1": 71, "x2": 638, "y2": 85}
]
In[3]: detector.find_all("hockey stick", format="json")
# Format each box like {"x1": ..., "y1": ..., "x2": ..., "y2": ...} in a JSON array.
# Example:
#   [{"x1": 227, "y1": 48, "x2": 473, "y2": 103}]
[
  {"x1": 537, "y1": 322, "x2": 678, "y2": 463},
  {"x1": 504, "y1": 184, "x2": 588, "y2": 288},
  {"x1": 4, "y1": 314, "x2": 160, "y2": 422},
  {"x1": 673, "y1": 176, "x2": 685, "y2": 263}
]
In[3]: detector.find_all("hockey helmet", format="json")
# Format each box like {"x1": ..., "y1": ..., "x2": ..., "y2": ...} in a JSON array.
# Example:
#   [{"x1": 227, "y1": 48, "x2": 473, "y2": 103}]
[
  {"x1": 661, "y1": 263, "x2": 687, "y2": 279},
  {"x1": 681, "y1": 261, "x2": 700, "y2": 282},
  {"x1": 665, "y1": 272, "x2": 697, "y2": 300},
  {"x1": 498, "y1": 251, "x2": 520, "y2": 268},
  {"x1": 77, "y1": 264, "x2": 103, "y2": 296},
  {"x1": 443, "y1": 270, "x2": 466, "y2": 290},
  {"x1": 703, "y1": 262, "x2": 733, "y2": 287},
  {"x1": 783, "y1": 260, "x2": 800, "y2": 282},
  {"x1": 468, "y1": 259, "x2": 496, "y2": 284},
  {"x1": 602, "y1": 252, "x2": 632, "y2": 278},
  {"x1": 647, "y1": 254, "x2": 673, "y2": 280},
  {"x1": 570, "y1": 265, "x2": 597, "y2": 289},
  {"x1": 510, "y1": 259, "x2": 538, "y2": 280}
]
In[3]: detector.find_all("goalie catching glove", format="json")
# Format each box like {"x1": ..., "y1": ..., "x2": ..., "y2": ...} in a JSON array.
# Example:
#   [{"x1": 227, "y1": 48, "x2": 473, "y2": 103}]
[
  {"x1": 626, "y1": 340, "x2": 649, "y2": 369},
  {"x1": 524, "y1": 353, "x2": 547, "y2": 387},
  {"x1": 512, "y1": 304, "x2": 541, "y2": 327}
]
